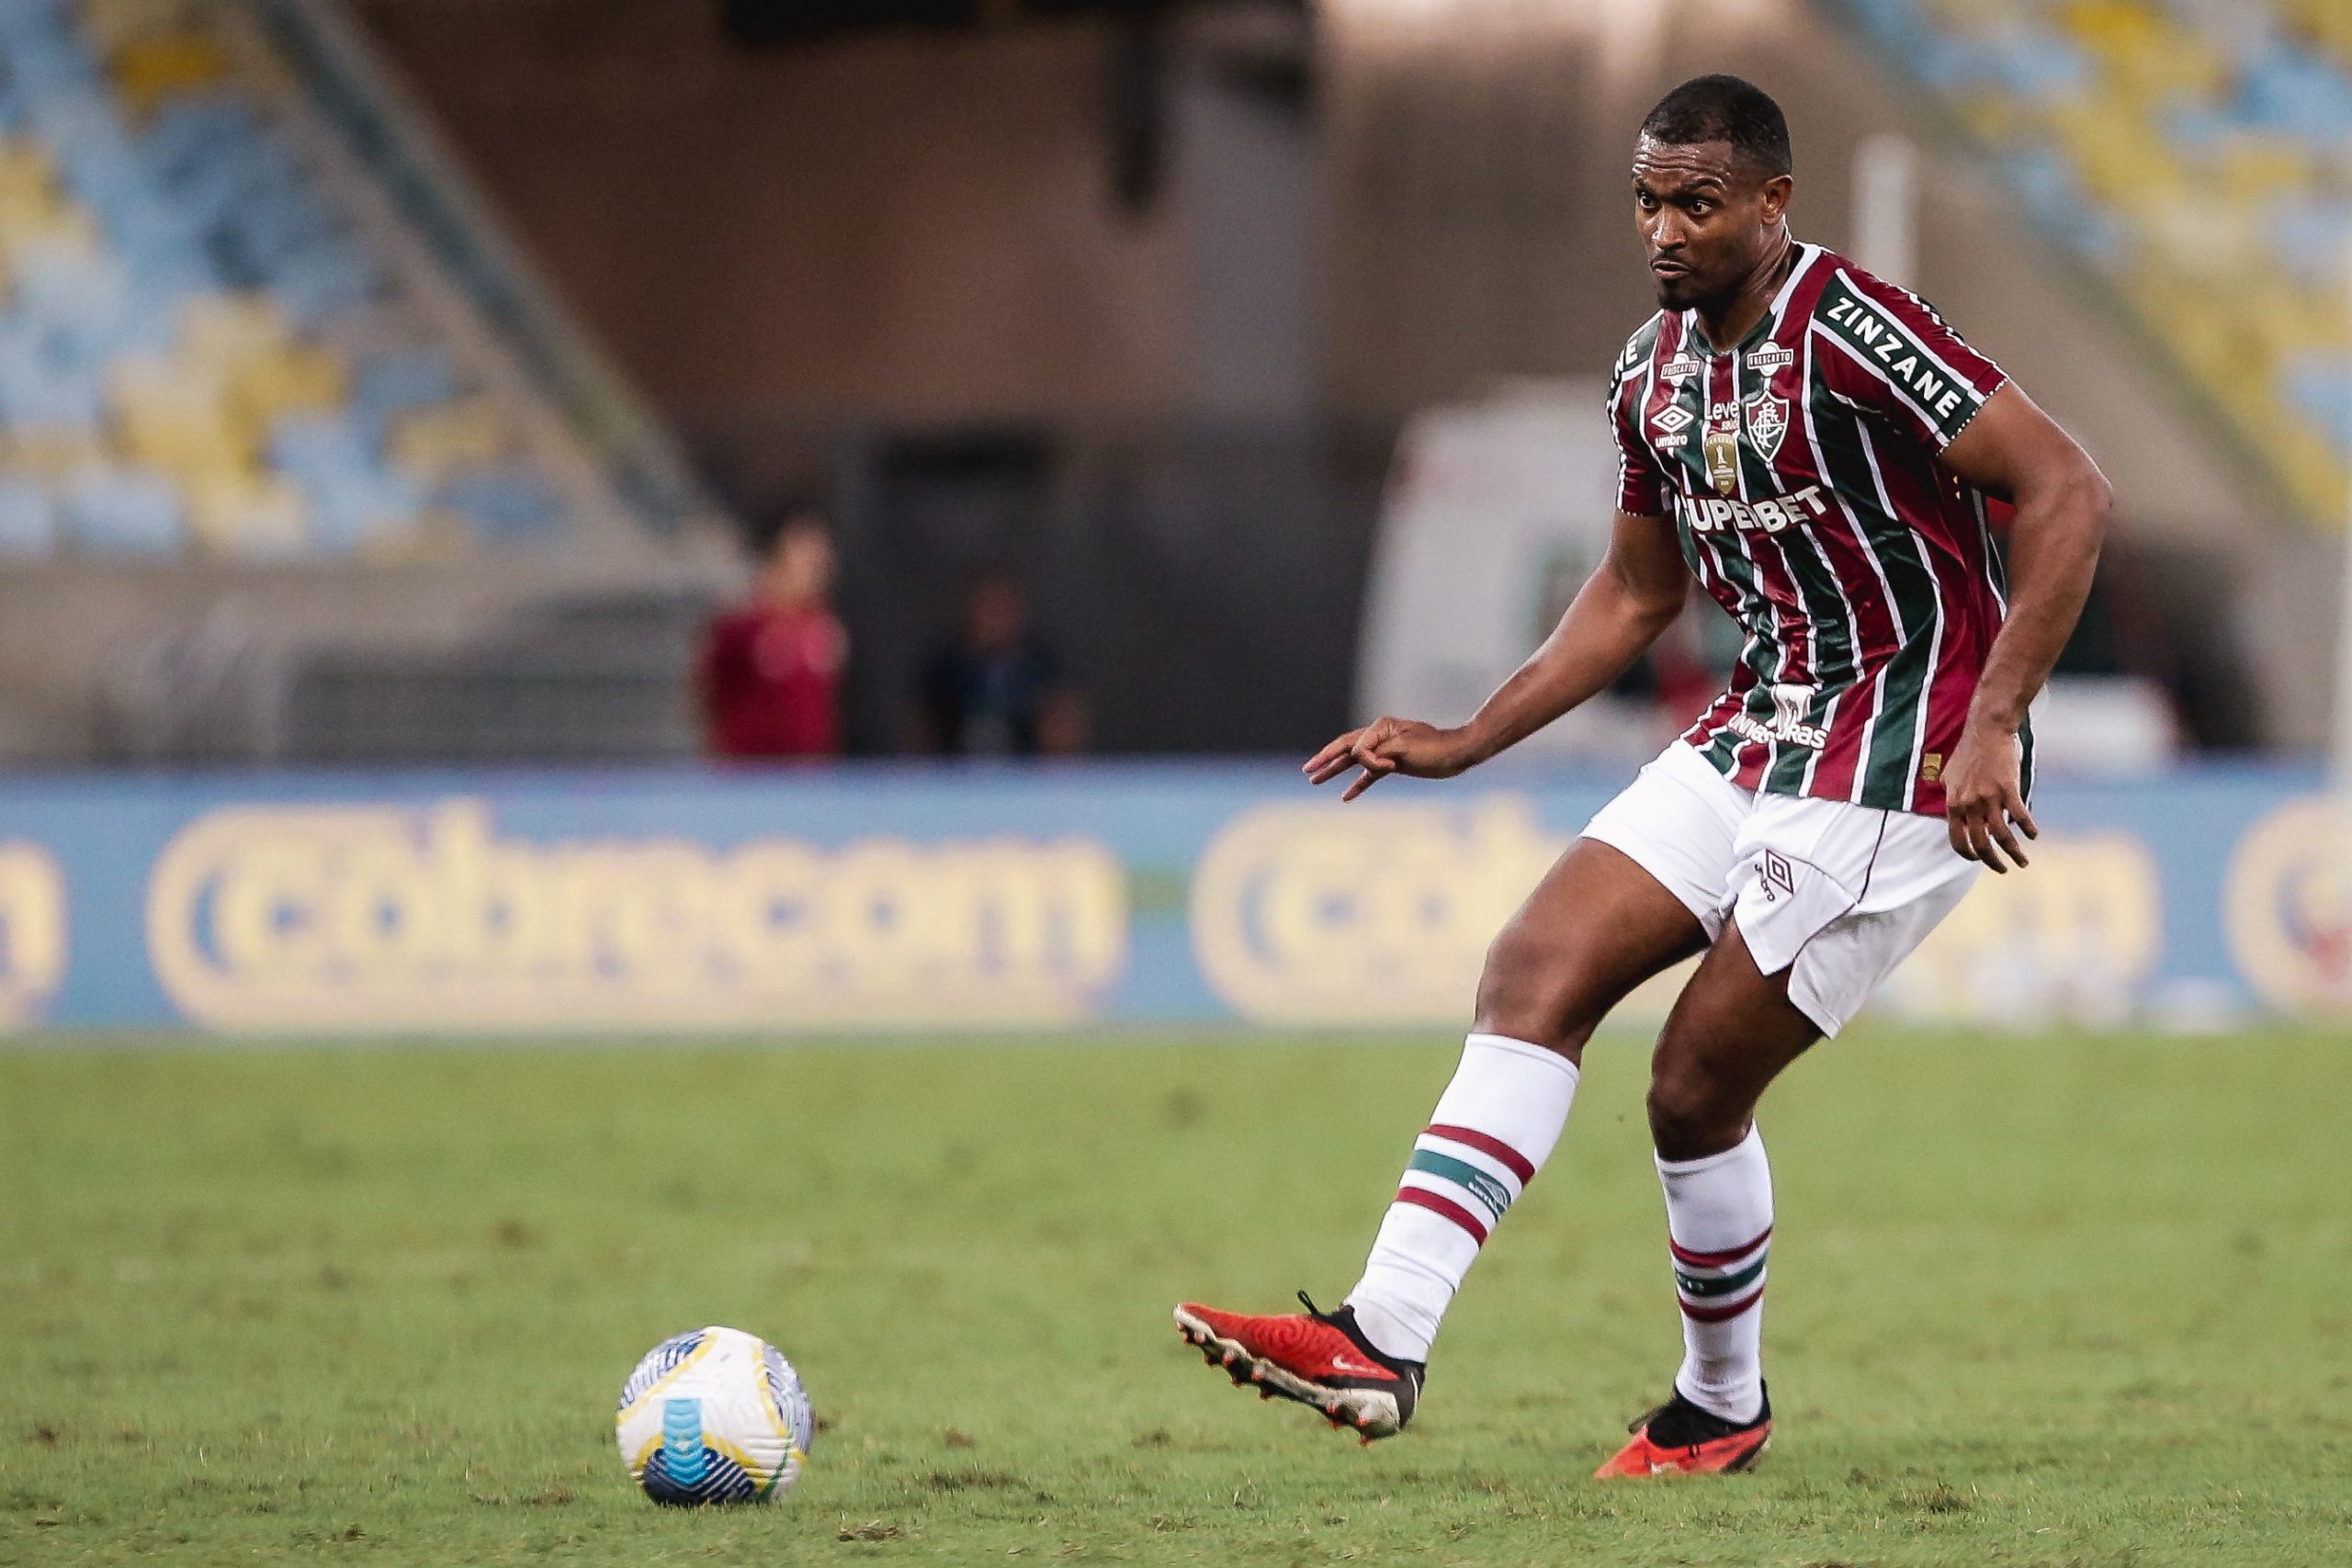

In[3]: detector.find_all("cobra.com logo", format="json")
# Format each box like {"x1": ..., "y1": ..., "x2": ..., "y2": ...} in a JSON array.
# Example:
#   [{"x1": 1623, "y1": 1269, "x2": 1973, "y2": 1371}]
[{"x1": 144, "y1": 801, "x2": 1127, "y2": 1032}]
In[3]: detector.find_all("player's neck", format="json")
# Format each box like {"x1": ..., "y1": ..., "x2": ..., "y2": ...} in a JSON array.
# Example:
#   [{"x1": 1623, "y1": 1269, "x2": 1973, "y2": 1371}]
[{"x1": 1693, "y1": 232, "x2": 1796, "y2": 351}]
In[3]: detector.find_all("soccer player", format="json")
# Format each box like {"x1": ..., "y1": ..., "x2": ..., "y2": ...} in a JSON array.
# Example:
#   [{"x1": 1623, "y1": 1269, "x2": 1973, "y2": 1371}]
[{"x1": 1173, "y1": 74, "x2": 2109, "y2": 1476}]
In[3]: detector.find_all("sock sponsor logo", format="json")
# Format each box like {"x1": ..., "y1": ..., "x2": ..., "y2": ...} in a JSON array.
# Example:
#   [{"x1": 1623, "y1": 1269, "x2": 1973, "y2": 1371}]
[
  {"x1": 1407, "y1": 1148, "x2": 1512, "y2": 1223},
  {"x1": 1395, "y1": 1123, "x2": 1536, "y2": 1247},
  {"x1": 1669, "y1": 1225, "x2": 1770, "y2": 1322}
]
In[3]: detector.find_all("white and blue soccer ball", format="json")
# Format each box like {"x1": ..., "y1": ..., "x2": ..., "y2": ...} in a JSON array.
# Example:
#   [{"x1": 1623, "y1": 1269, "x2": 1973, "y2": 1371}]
[{"x1": 616, "y1": 1326, "x2": 814, "y2": 1505}]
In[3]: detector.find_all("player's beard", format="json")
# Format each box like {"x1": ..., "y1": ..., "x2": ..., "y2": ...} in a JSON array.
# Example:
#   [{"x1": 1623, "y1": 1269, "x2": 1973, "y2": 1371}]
[{"x1": 1651, "y1": 270, "x2": 1715, "y2": 311}]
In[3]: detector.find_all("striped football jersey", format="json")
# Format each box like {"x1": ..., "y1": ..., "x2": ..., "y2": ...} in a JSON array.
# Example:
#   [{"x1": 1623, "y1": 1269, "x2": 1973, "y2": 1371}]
[{"x1": 1609, "y1": 242, "x2": 2027, "y2": 817}]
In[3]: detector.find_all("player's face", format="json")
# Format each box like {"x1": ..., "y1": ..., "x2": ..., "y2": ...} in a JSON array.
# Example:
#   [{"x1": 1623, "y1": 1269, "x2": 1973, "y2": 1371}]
[{"x1": 1632, "y1": 136, "x2": 1789, "y2": 311}]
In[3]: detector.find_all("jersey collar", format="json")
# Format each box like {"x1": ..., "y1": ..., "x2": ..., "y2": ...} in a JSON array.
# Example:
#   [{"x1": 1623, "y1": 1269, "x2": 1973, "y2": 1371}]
[{"x1": 1682, "y1": 241, "x2": 1820, "y2": 356}]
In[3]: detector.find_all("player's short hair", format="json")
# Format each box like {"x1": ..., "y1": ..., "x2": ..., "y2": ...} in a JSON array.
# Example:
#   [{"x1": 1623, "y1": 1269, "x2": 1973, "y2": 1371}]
[{"x1": 1639, "y1": 74, "x2": 1792, "y2": 178}]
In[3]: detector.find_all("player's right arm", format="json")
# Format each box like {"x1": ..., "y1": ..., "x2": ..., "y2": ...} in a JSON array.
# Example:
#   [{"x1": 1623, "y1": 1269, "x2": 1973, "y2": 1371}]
[{"x1": 1307, "y1": 509, "x2": 1688, "y2": 800}]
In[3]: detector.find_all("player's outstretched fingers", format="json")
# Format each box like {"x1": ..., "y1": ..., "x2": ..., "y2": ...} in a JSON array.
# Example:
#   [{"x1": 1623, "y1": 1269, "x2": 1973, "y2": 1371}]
[
  {"x1": 1986, "y1": 813, "x2": 2028, "y2": 870},
  {"x1": 1972, "y1": 807, "x2": 2012, "y2": 874},
  {"x1": 1340, "y1": 753, "x2": 1393, "y2": 802},
  {"x1": 1306, "y1": 729, "x2": 1365, "y2": 784},
  {"x1": 2007, "y1": 788, "x2": 2041, "y2": 843},
  {"x1": 1953, "y1": 804, "x2": 1992, "y2": 872},
  {"x1": 1948, "y1": 812, "x2": 1977, "y2": 864}
]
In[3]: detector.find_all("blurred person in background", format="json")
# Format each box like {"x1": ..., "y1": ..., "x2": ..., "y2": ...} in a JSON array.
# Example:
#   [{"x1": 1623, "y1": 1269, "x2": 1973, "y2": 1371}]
[
  {"x1": 912, "y1": 569, "x2": 1085, "y2": 757},
  {"x1": 696, "y1": 509, "x2": 848, "y2": 761}
]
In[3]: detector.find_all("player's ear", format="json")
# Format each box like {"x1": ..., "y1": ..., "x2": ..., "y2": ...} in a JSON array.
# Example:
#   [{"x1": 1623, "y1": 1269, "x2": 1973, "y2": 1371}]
[{"x1": 1758, "y1": 173, "x2": 1793, "y2": 224}]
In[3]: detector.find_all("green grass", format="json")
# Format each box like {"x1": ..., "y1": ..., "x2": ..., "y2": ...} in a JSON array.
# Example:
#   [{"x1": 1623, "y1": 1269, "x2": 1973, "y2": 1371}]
[{"x1": 3, "y1": 1028, "x2": 2347, "y2": 1565}]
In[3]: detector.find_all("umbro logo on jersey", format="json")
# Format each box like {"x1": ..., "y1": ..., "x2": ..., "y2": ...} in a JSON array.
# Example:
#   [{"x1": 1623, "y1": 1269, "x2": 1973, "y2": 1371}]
[
  {"x1": 1651, "y1": 404, "x2": 1695, "y2": 434},
  {"x1": 1745, "y1": 344, "x2": 1795, "y2": 375}
]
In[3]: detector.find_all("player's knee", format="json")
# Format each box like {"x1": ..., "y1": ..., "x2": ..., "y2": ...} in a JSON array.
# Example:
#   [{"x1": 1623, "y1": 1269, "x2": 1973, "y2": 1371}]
[
  {"x1": 1472, "y1": 922, "x2": 1604, "y2": 1057},
  {"x1": 1645, "y1": 1048, "x2": 1747, "y2": 1159}
]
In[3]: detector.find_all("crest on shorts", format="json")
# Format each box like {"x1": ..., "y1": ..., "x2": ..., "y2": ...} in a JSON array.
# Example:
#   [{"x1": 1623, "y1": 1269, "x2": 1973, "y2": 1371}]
[{"x1": 1743, "y1": 392, "x2": 1789, "y2": 462}]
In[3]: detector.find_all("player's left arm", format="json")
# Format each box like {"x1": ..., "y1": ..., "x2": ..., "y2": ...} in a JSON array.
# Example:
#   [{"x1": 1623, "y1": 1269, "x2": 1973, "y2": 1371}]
[{"x1": 1935, "y1": 383, "x2": 2112, "y2": 873}]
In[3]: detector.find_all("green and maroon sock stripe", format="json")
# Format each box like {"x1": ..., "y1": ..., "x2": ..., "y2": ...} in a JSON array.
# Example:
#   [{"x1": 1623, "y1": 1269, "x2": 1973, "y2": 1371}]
[
  {"x1": 1679, "y1": 1285, "x2": 1765, "y2": 1323},
  {"x1": 1671, "y1": 1225, "x2": 1770, "y2": 1322},
  {"x1": 1424, "y1": 1124, "x2": 1536, "y2": 1185},
  {"x1": 1392, "y1": 1123, "x2": 1539, "y2": 1247},
  {"x1": 1668, "y1": 1226, "x2": 1771, "y2": 1269},
  {"x1": 1393, "y1": 1186, "x2": 1488, "y2": 1245}
]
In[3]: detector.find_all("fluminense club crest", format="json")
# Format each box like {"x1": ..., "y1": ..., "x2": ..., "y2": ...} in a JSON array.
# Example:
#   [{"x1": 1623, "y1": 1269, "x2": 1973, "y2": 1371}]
[{"x1": 1744, "y1": 392, "x2": 1789, "y2": 462}]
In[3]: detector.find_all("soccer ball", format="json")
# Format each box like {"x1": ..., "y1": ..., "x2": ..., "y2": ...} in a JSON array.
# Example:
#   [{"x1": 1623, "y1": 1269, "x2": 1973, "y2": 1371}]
[{"x1": 616, "y1": 1326, "x2": 814, "y2": 1505}]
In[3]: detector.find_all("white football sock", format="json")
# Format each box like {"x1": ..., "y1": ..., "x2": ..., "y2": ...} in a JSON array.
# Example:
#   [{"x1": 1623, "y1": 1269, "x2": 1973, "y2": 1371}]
[
  {"x1": 1344, "y1": 1033, "x2": 1578, "y2": 1363},
  {"x1": 1656, "y1": 1125, "x2": 1773, "y2": 1423}
]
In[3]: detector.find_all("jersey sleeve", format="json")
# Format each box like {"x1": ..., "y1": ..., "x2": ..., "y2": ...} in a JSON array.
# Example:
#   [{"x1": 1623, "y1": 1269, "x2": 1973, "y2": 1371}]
[
  {"x1": 1607, "y1": 333, "x2": 1669, "y2": 517},
  {"x1": 1815, "y1": 267, "x2": 2007, "y2": 452}
]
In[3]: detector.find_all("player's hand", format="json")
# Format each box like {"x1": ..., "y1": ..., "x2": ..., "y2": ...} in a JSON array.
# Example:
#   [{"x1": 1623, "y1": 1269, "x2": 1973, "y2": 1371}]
[
  {"x1": 1942, "y1": 716, "x2": 2037, "y2": 874},
  {"x1": 1305, "y1": 717, "x2": 1479, "y2": 801}
]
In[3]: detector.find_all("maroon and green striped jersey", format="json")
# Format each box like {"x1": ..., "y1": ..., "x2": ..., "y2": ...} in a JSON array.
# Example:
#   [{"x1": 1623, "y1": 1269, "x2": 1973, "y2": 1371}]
[{"x1": 1608, "y1": 243, "x2": 2024, "y2": 817}]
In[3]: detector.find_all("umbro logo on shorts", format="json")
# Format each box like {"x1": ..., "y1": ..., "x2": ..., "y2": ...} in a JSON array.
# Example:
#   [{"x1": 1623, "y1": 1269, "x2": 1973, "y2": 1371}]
[{"x1": 1758, "y1": 850, "x2": 1797, "y2": 902}]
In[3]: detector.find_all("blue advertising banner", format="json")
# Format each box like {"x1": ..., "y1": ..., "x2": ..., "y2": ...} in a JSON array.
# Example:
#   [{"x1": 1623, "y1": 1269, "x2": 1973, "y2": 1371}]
[{"x1": 0, "y1": 761, "x2": 2342, "y2": 1034}]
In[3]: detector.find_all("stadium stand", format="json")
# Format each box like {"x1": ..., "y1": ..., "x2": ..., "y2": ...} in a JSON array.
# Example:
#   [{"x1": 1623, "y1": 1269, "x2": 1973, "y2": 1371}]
[
  {"x1": 0, "y1": 0, "x2": 734, "y2": 762},
  {"x1": 1836, "y1": 0, "x2": 2352, "y2": 521},
  {"x1": 0, "y1": 0, "x2": 639, "y2": 558}
]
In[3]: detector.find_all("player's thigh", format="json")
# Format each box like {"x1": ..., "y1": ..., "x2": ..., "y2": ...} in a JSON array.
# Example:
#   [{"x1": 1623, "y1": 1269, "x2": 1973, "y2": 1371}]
[{"x1": 1472, "y1": 838, "x2": 1711, "y2": 1055}]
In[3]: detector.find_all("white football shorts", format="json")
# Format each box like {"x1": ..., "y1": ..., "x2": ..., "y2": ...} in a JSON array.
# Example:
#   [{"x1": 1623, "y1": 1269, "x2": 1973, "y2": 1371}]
[{"x1": 1579, "y1": 739, "x2": 1979, "y2": 1036}]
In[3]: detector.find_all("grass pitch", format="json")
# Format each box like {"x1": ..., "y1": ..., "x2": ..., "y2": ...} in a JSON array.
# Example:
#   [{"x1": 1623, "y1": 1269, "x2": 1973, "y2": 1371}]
[{"x1": 3, "y1": 1028, "x2": 2346, "y2": 1565}]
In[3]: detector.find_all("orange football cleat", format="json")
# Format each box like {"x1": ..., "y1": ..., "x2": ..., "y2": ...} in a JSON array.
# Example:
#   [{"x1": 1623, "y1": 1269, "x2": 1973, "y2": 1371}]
[
  {"x1": 1173, "y1": 1292, "x2": 1422, "y2": 1441},
  {"x1": 1594, "y1": 1387, "x2": 1771, "y2": 1478}
]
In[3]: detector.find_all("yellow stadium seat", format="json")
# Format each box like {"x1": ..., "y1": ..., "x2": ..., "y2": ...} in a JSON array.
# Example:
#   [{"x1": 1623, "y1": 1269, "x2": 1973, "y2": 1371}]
[
  {"x1": 2216, "y1": 136, "x2": 2314, "y2": 202},
  {"x1": 177, "y1": 293, "x2": 290, "y2": 375},
  {"x1": 0, "y1": 202, "x2": 99, "y2": 263},
  {"x1": 4, "y1": 424, "x2": 107, "y2": 481},
  {"x1": 109, "y1": 357, "x2": 256, "y2": 482},
  {"x1": 389, "y1": 398, "x2": 509, "y2": 481},
  {"x1": 110, "y1": 32, "x2": 232, "y2": 117},
  {"x1": 78, "y1": 0, "x2": 202, "y2": 53},
  {"x1": 187, "y1": 470, "x2": 308, "y2": 558},
  {"x1": 229, "y1": 344, "x2": 348, "y2": 432}
]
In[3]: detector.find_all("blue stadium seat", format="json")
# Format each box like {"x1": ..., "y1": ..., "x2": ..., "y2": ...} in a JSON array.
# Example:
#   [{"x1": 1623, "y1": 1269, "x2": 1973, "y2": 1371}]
[
  {"x1": 63, "y1": 465, "x2": 181, "y2": 555},
  {"x1": 0, "y1": 475, "x2": 57, "y2": 555},
  {"x1": 441, "y1": 466, "x2": 568, "y2": 545}
]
